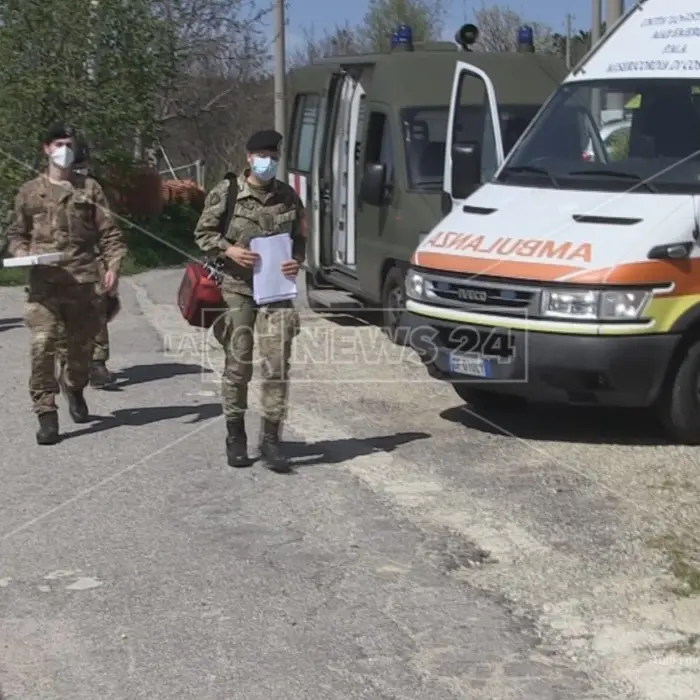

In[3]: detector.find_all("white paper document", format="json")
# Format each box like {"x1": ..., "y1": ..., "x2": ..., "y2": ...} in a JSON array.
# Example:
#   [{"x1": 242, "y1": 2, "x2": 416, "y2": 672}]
[
  {"x1": 2, "y1": 252, "x2": 65, "y2": 268},
  {"x1": 249, "y1": 233, "x2": 298, "y2": 305}
]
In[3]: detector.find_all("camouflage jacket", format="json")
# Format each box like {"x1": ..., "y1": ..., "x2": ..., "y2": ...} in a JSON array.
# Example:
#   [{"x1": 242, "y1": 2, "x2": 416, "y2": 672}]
[
  {"x1": 5, "y1": 174, "x2": 126, "y2": 285},
  {"x1": 194, "y1": 171, "x2": 306, "y2": 296}
]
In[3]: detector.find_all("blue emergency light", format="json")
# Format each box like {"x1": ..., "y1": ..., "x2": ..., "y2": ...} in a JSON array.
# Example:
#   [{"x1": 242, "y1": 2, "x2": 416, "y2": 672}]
[
  {"x1": 391, "y1": 24, "x2": 414, "y2": 50},
  {"x1": 517, "y1": 25, "x2": 534, "y2": 52}
]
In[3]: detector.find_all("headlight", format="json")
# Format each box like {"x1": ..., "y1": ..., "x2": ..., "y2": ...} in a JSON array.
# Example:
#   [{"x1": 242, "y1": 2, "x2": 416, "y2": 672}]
[
  {"x1": 599, "y1": 290, "x2": 651, "y2": 320},
  {"x1": 406, "y1": 270, "x2": 424, "y2": 299},
  {"x1": 541, "y1": 288, "x2": 651, "y2": 320}
]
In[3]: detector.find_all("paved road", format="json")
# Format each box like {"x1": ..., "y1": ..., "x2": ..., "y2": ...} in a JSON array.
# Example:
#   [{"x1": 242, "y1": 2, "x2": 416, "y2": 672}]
[{"x1": 1, "y1": 269, "x2": 699, "y2": 699}]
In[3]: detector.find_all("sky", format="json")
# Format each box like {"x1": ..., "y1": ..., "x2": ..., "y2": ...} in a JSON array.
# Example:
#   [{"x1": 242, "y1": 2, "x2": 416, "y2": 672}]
[{"x1": 264, "y1": 0, "x2": 632, "y2": 56}]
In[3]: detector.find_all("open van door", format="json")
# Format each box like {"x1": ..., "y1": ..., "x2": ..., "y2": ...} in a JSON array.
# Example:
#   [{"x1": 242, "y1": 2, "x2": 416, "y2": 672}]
[
  {"x1": 442, "y1": 61, "x2": 505, "y2": 214},
  {"x1": 312, "y1": 69, "x2": 345, "y2": 270}
]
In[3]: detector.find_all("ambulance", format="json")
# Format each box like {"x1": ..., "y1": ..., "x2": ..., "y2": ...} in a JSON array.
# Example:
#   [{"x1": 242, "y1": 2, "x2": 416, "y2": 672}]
[{"x1": 403, "y1": 0, "x2": 700, "y2": 443}]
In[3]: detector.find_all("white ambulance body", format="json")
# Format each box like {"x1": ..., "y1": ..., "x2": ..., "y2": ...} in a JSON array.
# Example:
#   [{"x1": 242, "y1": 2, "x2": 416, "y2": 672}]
[{"x1": 403, "y1": 0, "x2": 700, "y2": 443}]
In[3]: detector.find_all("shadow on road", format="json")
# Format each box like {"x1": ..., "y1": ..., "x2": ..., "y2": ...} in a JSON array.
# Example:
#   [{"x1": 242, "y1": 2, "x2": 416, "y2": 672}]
[
  {"x1": 0, "y1": 316, "x2": 23, "y2": 331},
  {"x1": 441, "y1": 403, "x2": 669, "y2": 446},
  {"x1": 287, "y1": 431, "x2": 431, "y2": 468},
  {"x1": 110, "y1": 362, "x2": 212, "y2": 389},
  {"x1": 300, "y1": 307, "x2": 380, "y2": 329},
  {"x1": 63, "y1": 402, "x2": 221, "y2": 438}
]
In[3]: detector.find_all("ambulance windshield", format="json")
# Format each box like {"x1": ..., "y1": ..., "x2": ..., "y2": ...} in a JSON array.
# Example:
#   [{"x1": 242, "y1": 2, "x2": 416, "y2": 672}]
[
  {"x1": 499, "y1": 78, "x2": 700, "y2": 193},
  {"x1": 402, "y1": 104, "x2": 539, "y2": 191}
]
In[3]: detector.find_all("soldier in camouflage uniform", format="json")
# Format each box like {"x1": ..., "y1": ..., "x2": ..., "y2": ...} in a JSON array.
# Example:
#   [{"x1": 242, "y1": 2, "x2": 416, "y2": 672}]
[
  {"x1": 55, "y1": 139, "x2": 115, "y2": 387},
  {"x1": 194, "y1": 129, "x2": 305, "y2": 473},
  {"x1": 6, "y1": 123, "x2": 126, "y2": 444}
]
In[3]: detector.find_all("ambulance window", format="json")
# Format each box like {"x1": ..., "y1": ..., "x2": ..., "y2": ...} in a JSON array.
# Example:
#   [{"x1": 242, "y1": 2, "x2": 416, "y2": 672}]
[
  {"x1": 501, "y1": 79, "x2": 700, "y2": 194},
  {"x1": 365, "y1": 111, "x2": 395, "y2": 182},
  {"x1": 289, "y1": 93, "x2": 320, "y2": 173},
  {"x1": 452, "y1": 71, "x2": 500, "y2": 185}
]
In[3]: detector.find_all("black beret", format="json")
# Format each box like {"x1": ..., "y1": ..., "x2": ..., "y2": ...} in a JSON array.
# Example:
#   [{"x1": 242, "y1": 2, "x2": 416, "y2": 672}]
[
  {"x1": 246, "y1": 129, "x2": 283, "y2": 153},
  {"x1": 43, "y1": 122, "x2": 75, "y2": 144}
]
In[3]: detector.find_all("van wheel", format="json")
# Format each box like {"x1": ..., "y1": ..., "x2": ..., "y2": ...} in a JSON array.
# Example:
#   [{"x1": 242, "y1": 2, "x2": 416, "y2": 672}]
[
  {"x1": 381, "y1": 267, "x2": 408, "y2": 345},
  {"x1": 657, "y1": 339, "x2": 700, "y2": 444},
  {"x1": 452, "y1": 384, "x2": 517, "y2": 412}
]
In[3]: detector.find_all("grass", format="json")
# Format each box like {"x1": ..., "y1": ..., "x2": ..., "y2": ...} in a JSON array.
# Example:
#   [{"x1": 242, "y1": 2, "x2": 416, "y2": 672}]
[{"x1": 648, "y1": 534, "x2": 700, "y2": 597}]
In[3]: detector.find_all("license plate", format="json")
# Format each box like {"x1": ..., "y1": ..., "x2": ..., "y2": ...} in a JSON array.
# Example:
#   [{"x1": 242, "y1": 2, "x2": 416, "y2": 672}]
[{"x1": 449, "y1": 352, "x2": 491, "y2": 377}]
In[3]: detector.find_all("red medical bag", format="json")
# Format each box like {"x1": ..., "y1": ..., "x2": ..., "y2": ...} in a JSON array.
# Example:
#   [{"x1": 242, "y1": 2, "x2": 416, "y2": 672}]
[
  {"x1": 177, "y1": 172, "x2": 238, "y2": 329},
  {"x1": 177, "y1": 261, "x2": 225, "y2": 328}
]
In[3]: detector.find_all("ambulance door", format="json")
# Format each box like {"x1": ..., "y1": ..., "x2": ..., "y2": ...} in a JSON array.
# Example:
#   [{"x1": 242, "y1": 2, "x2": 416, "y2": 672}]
[
  {"x1": 442, "y1": 62, "x2": 505, "y2": 213},
  {"x1": 289, "y1": 65, "x2": 341, "y2": 272},
  {"x1": 314, "y1": 69, "x2": 345, "y2": 269}
]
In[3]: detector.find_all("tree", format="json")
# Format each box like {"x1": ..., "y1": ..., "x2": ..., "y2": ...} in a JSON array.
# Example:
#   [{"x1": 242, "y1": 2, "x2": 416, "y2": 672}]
[
  {"x1": 152, "y1": 0, "x2": 272, "y2": 180},
  {"x1": 471, "y1": 4, "x2": 557, "y2": 53},
  {"x1": 288, "y1": 23, "x2": 365, "y2": 68},
  {"x1": 0, "y1": 0, "x2": 175, "y2": 203},
  {"x1": 359, "y1": 0, "x2": 446, "y2": 53},
  {"x1": 551, "y1": 24, "x2": 608, "y2": 65},
  {"x1": 289, "y1": 0, "x2": 448, "y2": 68}
]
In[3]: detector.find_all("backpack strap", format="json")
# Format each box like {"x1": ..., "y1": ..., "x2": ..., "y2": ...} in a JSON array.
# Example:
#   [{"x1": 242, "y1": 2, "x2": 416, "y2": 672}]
[{"x1": 222, "y1": 171, "x2": 238, "y2": 234}]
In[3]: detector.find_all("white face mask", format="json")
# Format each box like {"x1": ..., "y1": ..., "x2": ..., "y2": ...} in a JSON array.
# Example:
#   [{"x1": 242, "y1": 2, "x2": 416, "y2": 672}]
[{"x1": 50, "y1": 145, "x2": 74, "y2": 170}]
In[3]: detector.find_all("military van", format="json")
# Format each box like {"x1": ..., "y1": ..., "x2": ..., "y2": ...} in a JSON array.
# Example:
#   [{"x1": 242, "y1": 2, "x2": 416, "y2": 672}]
[
  {"x1": 403, "y1": 0, "x2": 700, "y2": 443},
  {"x1": 286, "y1": 25, "x2": 567, "y2": 341}
]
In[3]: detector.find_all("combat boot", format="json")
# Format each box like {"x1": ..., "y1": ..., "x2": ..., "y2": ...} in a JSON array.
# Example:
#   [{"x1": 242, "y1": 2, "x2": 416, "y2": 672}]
[
  {"x1": 66, "y1": 389, "x2": 89, "y2": 423},
  {"x1": 259, "y1": 418, "x2": 292, "y2": 473},
  {"x1": 226, "y1": 417, "x2": 252, "y2": 468},
  {"x1": 36, "y1": 412, "x2": 60, "y2": 445},
  {"x1": 89, "y1": 361, "x2": 113, "y2": 388}
]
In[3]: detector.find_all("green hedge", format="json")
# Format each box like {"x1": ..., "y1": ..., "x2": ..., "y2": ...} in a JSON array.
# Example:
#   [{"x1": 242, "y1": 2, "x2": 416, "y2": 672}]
[{"x1": 0, "y1": 202, "x2": 202, "y2": 286}]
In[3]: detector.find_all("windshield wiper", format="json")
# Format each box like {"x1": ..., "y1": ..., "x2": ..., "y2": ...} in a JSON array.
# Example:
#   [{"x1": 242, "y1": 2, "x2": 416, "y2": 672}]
[
  {"x1": 499, "y1": 164, "x2": 559, "y2": 187},
  {"x1": 568, "y1": 169, "x2": 658, "y2": 193}
]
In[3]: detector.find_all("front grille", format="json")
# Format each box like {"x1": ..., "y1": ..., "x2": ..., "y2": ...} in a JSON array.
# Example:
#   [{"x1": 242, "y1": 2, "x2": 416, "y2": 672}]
[{"x1": 423, "y1": 274, "x2": 539, "y2": 316}]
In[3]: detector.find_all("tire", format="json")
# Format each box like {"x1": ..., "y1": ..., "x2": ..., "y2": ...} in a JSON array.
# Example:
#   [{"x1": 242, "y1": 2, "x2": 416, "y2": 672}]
[
  {"x1": 657, "y1": 339, "x2": 700, "y2": 444},
  {"x1": 452, "y1": 383, "x2": 517, "y2": 412},
  {"x1": 381, "y1": 267, "x2": 409, "y2": 345}
]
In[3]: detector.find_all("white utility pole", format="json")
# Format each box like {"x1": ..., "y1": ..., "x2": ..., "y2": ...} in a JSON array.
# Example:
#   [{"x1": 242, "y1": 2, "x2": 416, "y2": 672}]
[
  {"x1": 274, "y1": 0, "x2": 287, "y2": 179},
  {"x1": 606, "y1": 0, "x2": 625, "y2": 111},
  {"x1": 591, "y1": 0, "x2": 603, "y2": 122},
  {"x1": 565, "y1": 13, "x2": 573, "y2": 69}
]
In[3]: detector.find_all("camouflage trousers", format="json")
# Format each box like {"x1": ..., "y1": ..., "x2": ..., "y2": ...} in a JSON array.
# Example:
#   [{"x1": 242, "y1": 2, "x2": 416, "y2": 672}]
[
  {"x1": 24, "y1": 282, "x2": 101, "y2": 414},
  {"x1": 56, "y1": 295, "x2": 110, "y2": 366},
  {"x1": 214, "y1": 289, "x2": 300, "y2": 422}
]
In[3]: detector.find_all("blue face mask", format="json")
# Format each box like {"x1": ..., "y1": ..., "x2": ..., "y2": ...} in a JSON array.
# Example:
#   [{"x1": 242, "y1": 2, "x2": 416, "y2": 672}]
[{"x1": 251, "y1": 156, "x2": 277, "y2": 181}]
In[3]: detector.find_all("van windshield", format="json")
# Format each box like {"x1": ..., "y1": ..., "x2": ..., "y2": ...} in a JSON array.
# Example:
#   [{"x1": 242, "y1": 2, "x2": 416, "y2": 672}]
[
  {"x1": 499, "y1": 79, "x2": 700, "y2": 194},
  {"x1": 401, "y1": 104, "x2": 540, "y2": 191}
]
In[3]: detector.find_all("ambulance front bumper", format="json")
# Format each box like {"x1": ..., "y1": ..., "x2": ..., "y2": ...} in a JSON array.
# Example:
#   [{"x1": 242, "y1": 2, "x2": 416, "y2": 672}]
[{"x1": 402, "y1": 310, "x2": 680, "y2": 407}]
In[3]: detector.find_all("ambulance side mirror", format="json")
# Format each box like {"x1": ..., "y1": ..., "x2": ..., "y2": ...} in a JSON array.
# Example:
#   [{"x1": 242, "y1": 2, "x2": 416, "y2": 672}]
[
  {"x1": 451, "y1": 141, "x2": 481, "y2": 200},
  {"x1": 360, "y1": 162, "x2": 387, "y2": 207}
]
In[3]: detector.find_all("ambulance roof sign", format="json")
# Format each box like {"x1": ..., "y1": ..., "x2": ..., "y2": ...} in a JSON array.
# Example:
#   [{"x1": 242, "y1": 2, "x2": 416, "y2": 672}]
[{"x1": 566, "y1": 0, "x2": 700, "y2": 83}]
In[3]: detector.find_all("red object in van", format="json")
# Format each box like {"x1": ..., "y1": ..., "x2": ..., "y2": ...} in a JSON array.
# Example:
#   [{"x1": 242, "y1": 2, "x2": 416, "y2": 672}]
[{"x1": 177, "y1": 261, "x2": 225, "y2": 328}]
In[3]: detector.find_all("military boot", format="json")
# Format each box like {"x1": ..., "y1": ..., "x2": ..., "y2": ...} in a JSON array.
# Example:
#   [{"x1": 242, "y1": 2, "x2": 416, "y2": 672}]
[
  {"x1": 226, "y1": 417, "x2": 252, "y2": 468},
  {"x1": 66, "y1": 389, "x2": 89, "y2": 423},
  {"x1": 259, "y1": 418, "x2": 292, "y2": 473},
  {"x1": 36, "y1": 412, "x2": 60, "y2": 445},
  {"x1": 89, "y1": 361, "x2": 114, "y2": 388}
]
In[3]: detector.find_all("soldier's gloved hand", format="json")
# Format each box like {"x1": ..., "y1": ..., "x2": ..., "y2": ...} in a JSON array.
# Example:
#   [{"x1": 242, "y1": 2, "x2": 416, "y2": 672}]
[{"x1": 225, "y1": 244, "x2": 259, "y2": 268}]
